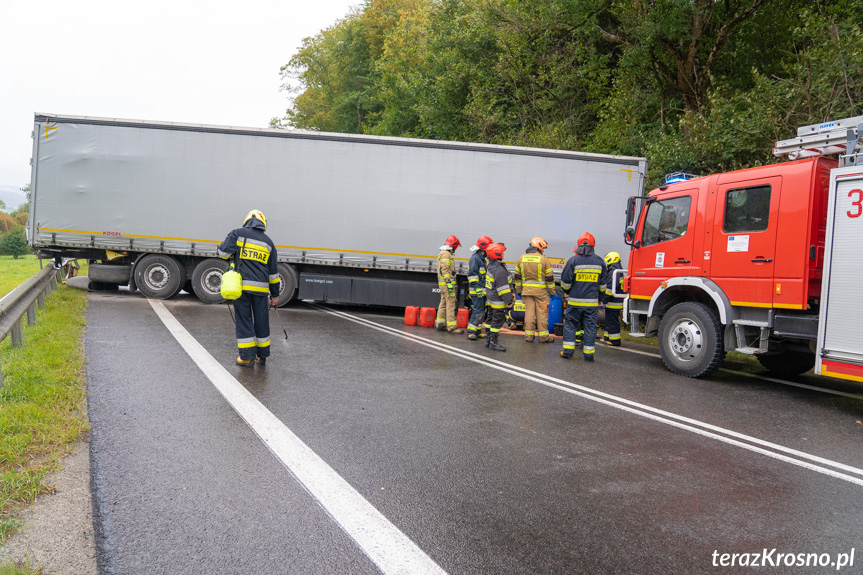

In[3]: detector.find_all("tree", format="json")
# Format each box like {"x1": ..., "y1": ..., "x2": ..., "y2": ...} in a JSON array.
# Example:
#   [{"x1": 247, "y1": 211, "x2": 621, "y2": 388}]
[
  {"x1": 0, "y1": 228, "x2": 28, "y2": 259},
  {"x1": 0, "y1": 200, "x2": 6, "y2": 213},
  {"x1": 0, "y1": 213, "x2": 17, "y2": 233}
]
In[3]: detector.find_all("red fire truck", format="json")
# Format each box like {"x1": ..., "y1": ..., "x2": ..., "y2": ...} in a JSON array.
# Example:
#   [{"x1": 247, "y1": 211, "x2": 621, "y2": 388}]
[{"x1": 618, "y1": 116, "x2": 863, "y2": 380}]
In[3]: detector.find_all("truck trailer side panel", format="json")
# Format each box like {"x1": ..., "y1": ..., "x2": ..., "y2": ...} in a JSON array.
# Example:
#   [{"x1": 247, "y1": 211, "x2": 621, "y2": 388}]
[{"x1": 30, "y1": 114, "x2": 646, "y2": 306}]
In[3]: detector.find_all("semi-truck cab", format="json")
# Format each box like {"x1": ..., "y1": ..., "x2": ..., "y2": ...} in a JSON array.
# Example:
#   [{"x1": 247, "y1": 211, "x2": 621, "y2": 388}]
[{"x1": 618, "y1": 116, "x2": 863, "y2": 380}]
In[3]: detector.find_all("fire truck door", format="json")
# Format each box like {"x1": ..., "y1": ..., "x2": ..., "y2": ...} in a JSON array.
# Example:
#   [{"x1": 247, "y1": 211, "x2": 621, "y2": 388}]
[
  {"x1": 709, "y1": 177, "x2": 782, "y2": 307},
  {"x1": 629, "y1": 190, "x2": 696, "y2": 297}
]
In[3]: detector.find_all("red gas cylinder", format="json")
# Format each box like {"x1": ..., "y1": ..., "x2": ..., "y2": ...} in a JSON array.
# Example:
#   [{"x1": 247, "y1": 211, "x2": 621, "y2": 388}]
[
  {"x1": 404, "y1": 306, "x2": 419, "y2": 325},
  {"x1": 418, "y1": 307, "x2": 437, "y2": 327},
  {"x1": 456, "y1": 308, "x2": 469, "y2": 328}
]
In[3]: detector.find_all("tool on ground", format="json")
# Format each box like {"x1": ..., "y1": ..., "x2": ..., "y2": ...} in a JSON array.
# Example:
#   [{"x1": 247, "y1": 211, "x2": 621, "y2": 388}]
[{"x1": 272, "y1": 301, "x2": 289, "y2": 341}]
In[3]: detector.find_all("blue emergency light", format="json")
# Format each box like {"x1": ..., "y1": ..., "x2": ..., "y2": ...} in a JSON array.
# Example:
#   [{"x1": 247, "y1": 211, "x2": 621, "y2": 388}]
[{"x1": 664, "y1": 172, "x2": 699, "y2": 184}]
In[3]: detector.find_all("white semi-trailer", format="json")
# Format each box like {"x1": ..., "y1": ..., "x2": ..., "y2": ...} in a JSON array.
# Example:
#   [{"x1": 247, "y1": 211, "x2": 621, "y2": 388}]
[{"x1": 28, "y1": 114, "x2": 646, "y2": 307}]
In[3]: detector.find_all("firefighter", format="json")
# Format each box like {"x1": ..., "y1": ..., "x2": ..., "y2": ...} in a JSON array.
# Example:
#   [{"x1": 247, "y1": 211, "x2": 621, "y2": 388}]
[
  {"x1": 514, "y1": 237, "x2": 556, "y2": 343},
  {"x1": 436, "y1": 235, "x2": 464, "y2": 333},
  {"x1": 218, "y1": 209, "x2": 280, "y2": 367},
  {"x1": 602, "y1": 251, "x2": 624, "y2": 346},
  {"x1": 467, "y1": 235, "x2": 494, "y2": 340},
  {"x1": 484, "y1": 243, "x2": 513, "y2": 351},
  {"x1": 559, "y1": 232, "x2": 609, "y2": 362}
]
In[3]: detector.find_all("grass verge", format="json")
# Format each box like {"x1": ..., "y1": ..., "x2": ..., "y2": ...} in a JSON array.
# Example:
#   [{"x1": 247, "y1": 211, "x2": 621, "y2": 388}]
[{"x1": 0, "y1": 256, "x2": 89, "y2": 547}]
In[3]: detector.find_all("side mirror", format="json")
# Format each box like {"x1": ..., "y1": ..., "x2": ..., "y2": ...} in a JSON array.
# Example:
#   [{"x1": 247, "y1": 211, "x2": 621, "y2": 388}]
[{"x1": 624, "y1": 225, "x2": 636, "y2": 246}]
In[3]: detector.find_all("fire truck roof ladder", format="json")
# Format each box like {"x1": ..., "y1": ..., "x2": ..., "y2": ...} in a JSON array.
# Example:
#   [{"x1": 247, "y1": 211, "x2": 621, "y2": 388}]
[{"x1": 773, "y1": 116, "x2": 863, "y2": 167}]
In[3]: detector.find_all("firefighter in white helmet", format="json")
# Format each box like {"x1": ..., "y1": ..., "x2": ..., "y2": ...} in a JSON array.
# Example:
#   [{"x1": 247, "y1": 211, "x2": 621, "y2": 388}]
[{"x1": 218, "y1": 209, "x2": 280, "y2": 367}]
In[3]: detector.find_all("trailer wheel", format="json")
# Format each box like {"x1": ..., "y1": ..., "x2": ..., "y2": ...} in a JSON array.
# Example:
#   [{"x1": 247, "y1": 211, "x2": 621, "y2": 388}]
[
  {"x1": 658, "y1": 302, "x2": 724, "y2": 378},
  {"x1": 191, "y1": 258, "x2": 229, "y2": 304},
  {"x1": 277, "y1": 263, "x2": 297, "y2": 307},
  {"x1": 134, "y1": 254, "x2": 186, "y2": 299},
  {"x1": 757, "y1": 350, "x2": 815, "y2": 376},
  {"x1": 88, "y1": 263, "x2": 132, "y2": 285}
]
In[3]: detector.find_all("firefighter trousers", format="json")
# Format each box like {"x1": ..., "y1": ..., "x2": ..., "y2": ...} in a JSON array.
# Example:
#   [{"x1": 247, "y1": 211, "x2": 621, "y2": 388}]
[
  {"x1": 604, "y1": 306, "x2": 622, "y2": 344},
  {"x1": 562, "y1": 306, "x2": 597, "y2": 358},
  {"x1": 436, "y1": 290, "x2": 458, "y2": 330},
  {"x1": 468, "y1": 294, "x2": 487, "y2": 334},
  {"x1": 487, "y1": 307, "x2": 507, "y2": 333},
  {"x1": 522, "y1": 292, "x2": 550, "y2": 338},
  {"x1": 233, "y1": 292, "x2": 271, "y2": 360}
]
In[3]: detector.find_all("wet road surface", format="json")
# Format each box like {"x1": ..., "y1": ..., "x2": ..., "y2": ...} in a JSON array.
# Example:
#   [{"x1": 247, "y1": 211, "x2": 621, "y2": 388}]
[{"x1": 86, "y1": 291, "x2": 863, "y2": 574}]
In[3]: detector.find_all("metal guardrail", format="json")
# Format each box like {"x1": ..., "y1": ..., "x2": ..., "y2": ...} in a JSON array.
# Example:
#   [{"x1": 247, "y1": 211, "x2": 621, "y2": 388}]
[{"x1": 0, "y1": 264, "x2": 62, "y2": 385}]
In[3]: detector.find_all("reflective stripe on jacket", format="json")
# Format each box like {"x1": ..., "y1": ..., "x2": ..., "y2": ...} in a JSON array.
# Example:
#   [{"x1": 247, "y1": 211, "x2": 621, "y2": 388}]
[
  {"x1": 218, "y1": 220, "x2": 279, "y2": 296},
  {"x1": 560, "y1": 245, "x2": 608, "y2": 307},
  {"x1": 437, "y1": 250, "x2": 456, "y2": 287},
  {"x1": 514, "y1": 247, "x2": 555, "y2": 296},
  {"x1": 604, "y1": 261, "x2": 624, "y2": 309},
  {"x1": 467, "y1": 250, "x2": 488, "y2": 296},
  {"x1": 485, "y1": 260, "x2": 514, "y2": 310}
]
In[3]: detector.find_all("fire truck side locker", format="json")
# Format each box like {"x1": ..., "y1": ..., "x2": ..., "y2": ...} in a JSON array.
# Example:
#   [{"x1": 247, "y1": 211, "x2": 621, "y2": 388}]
[{"x1": 815, "y1": 166, "x2": 863, "y2": 382}]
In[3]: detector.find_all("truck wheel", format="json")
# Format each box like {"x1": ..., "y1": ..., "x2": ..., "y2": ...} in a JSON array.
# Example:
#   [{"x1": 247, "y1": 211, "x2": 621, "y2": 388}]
[
  {"x1": 757, "y1": 350, "x2": 815, "y2": 376},
  {"x1": 191, "y1": 258, "x2": 229, "y2": 304},
  {"x1": 88, "y1": 263, "x2": 132, "y2": 285},
  {"x1": 277, "y1": 263, "x2": 297, "y2": 307},
  {"x1": 134, "y1": 254, "x2": 186, "y2": 299},
  {"x1": 658, "y1": 302, "x2": 724, "y2": 378}
]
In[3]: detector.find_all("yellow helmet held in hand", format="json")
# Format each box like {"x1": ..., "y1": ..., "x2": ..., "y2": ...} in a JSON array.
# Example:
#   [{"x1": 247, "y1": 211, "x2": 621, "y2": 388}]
[
  {"x1": 605, "y1": 251, "x2": 621, "y2": 265},
  {"x1": 244, "y1": 209, "x2": 267, "y2": 230}
]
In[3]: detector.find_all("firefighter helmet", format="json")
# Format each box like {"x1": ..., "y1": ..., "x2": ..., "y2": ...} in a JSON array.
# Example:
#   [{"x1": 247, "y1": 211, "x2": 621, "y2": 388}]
[
  {"x1": 445, "y1": 235, "x2": 461, "y2": 250},
  {"x1": 475, "y1": 235, "x2": 493, "y2": 250},
  {"x1": 576, "y1": 232, "x2": 595, "y2": 248},
  {"x1": 244, "y1": 209, "x2": 267, "y2": 230},
  {"x1": 604, "y1": 251, "x2": 621, "y2": 265},
  {"x1": 530, "y1": 236, "x2": 548, "y2": 251},
  {"x1": 486, "y1": 243, "x2": 505, "y2": 260}
]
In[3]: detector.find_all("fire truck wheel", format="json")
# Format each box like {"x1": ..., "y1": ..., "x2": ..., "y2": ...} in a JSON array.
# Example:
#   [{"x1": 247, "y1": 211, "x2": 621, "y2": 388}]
[
  {"x1": 134, "y1": 254, "x2": 186, "y2": 300},
  {"x1": 756, "y1": 350, "x2": 816, "y2": 376},
  {"x1": 658, "y1": 302, "x2": 724, "y2": 378}
]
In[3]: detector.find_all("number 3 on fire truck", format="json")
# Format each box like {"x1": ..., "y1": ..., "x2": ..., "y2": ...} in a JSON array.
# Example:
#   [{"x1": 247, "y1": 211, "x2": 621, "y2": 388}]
[{"x1": 848, "y1": 189, "x2": 863, "y2": 219}]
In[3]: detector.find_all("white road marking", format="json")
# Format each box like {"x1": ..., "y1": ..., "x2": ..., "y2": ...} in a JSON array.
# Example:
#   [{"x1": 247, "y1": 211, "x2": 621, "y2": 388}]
[
  {"x1": 148, "y1": 300, "x2": 447, "y2": 575},
  {"x1": 315, "y1": 304, "x2": 863, "y2": 488}
]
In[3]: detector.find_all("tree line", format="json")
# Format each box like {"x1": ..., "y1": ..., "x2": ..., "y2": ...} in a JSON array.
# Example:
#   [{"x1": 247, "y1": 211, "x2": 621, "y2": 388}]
[
  {"x1": 273, "y1": 0, "x2": 862, "y2": 187},
  {"x1": 0, "y1": 187, "x2": 30, "y2": 258}
]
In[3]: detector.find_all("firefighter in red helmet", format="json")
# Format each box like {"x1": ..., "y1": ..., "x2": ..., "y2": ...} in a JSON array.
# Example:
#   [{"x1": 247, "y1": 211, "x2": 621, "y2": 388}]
[
  {"x1": 436, "y1": 235, "x2": 464, "y2": 333},
  {"x1": 559, "y1": 232, "x2": 608, "y2": 362},
  {"x1": 467, "y1": 235, "x2": 494, "y2": 340},
  {"x1": 483, "y1": 243, "x2": 513, "y2": 351}
]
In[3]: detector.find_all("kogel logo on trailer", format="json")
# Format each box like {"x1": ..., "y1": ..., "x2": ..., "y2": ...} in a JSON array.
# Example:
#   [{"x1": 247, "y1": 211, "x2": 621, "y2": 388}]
[{"x1": 664, "y1": 172, "x2": 698, "y2": 184}]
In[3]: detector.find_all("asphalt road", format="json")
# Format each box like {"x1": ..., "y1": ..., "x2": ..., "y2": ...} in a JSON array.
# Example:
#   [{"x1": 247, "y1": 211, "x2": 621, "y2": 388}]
[{"x1": 86, "y1": 290, "x2": 863, "y2": 575}]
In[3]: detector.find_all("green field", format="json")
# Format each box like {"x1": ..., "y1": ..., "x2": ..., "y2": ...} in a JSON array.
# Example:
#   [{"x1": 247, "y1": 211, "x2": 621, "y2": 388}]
[{"x1": 0, "y1": 255, "x2": 89, "y2": 547}]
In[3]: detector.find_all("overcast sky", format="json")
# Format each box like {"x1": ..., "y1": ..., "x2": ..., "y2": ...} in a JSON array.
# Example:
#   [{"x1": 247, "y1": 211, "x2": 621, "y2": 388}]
[{"x1": 0, "y1": 0, "x2": 358, "y2": 189}]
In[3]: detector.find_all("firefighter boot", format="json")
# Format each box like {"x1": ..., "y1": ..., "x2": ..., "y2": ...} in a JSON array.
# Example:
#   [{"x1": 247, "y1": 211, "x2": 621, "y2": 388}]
[
  {"x1": 583, "y1": 352, "x2": 595, "y2": 363},
  {"x1": 236, "y1": 356, "x2": 254, "y2": 368},
  {"x1": 256, "y1": 356, "x2": 267, "y2": 365},
  {"x1": 488, "y1": 333, "x2": 507, "y2": 352},
  {"x1": 448, "y1": 327, "x2": 465, "y2": 334},
  {"x1": 540, "y1": 335, "x2": 555, "y2": 343},
  {"x1": 525, "y1": 335, "x2": 535, "y2": 342},
  {"x1": 467, "y1": 332, "x2": 478, "y2": 340},
  {"x1": 560, "y1": 350, "x2": 573, "y2": 360},
  {"x1": 603, "y1": 334, "x2": 621, "y2": 347}
]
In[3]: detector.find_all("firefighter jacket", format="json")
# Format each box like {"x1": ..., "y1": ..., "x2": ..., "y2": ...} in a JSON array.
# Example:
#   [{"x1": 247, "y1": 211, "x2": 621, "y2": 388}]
[
  {"x1": 560, "y1": 244, "x2": 608, "y2": 307},
  {"x1": 485, "y1": 260, "x2": 514, "y2": 310},
  {"x1": 603, "y1": 261, "x2": 624, "y2": 310},
  {"x1": 218, "y1": 219, "x2": 280, "y2": 297},
  {"x1": 467, "y1": 250, "x2": 488, "y2": 296},
  {"x1": 437, "y1": 249, "x2": 457, "y2": 292},
  {"x1": 514, "y1": 247, "x2": 555, "y2": 296}
]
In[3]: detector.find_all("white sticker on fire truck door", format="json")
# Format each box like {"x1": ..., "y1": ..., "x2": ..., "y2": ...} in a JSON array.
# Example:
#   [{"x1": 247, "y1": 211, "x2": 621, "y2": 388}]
[
  {"x1": 655, "y1": 252, "x2": 665, "y2": 267},
  {"x1": 727, "y1": 235, "x2": 750, "y2": 252}
]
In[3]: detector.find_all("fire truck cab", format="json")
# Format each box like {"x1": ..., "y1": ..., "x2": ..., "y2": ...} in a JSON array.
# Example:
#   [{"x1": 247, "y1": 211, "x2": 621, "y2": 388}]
[{"x1": 620, "y1": 116, "x2": 862, "y2": 378}]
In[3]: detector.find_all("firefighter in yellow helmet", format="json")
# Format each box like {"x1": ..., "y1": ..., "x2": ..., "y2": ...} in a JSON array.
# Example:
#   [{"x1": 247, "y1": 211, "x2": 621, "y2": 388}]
[
  {"x1": 436, "y1": 235, "x2": 464, "y2": 333},
  {"x1": 217, "y1": 209, "x2": 280, "y2": 367},
  {"x1": 514, "y1": 237, "x2": 556, "y2": 343},
  {"x1": 601, "y1": 251, "x2": 624, "y2": 346}
]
